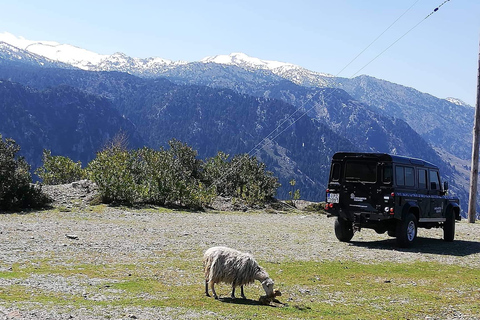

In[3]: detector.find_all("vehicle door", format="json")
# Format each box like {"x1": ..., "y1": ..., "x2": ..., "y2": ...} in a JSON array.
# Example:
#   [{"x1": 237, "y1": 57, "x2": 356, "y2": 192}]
[
  {"x1": 341, "y1": 159, "x2": 379, "y2": 213},
  {"x1": 428, "y1": 169, "x2": 444, "y2": 218},
  {"x1": 394, "y1": 164, "x2": 416, "y2": 208}
]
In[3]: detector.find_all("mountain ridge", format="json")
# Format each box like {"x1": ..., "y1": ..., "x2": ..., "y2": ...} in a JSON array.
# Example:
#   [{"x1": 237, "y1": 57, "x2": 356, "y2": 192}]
[{"x1": 0, "y1": 32, "x2": 472, "y2": 210}]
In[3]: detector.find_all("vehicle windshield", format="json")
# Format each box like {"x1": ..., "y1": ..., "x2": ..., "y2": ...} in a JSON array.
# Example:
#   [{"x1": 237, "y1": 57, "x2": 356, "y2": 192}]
[{"x1": 345, "y1": 161, "x2": 377, "y2": 183}]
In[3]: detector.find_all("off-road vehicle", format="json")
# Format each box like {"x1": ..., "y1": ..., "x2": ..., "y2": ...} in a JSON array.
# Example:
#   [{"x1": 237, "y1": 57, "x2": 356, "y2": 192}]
[{"x1": 325, "y1": 152, "x2": 461, "y2": 247}]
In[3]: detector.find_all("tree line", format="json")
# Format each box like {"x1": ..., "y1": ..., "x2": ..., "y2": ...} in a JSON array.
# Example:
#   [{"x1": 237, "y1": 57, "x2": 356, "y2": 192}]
[{"x1": 0, "y1": 134, "x2": 280, "y2": 211}]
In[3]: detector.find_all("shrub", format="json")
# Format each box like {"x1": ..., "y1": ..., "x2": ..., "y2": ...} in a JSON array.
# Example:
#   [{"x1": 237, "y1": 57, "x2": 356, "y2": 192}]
[
  {"x1": 54, "y1": 137, "x2": 280, "y2": 208},
  {"x1": 87, "y1": 140, "x2": 217, "y2": 208},
  {"x1": 35, "y1": 150, "x2": 87, "y2": 185},
  {"x1": 0, "y1": 135, "x2": 51, "y2": 210},
  {"x1": 136, "y1": 146, "x2": 215, "y2": 208},
  {"x1": 87, "y1": 144, "x2": 141, "y2": 204},
  {"x1": 204, "y1": 152, "x2": 280, "y2": 205}
]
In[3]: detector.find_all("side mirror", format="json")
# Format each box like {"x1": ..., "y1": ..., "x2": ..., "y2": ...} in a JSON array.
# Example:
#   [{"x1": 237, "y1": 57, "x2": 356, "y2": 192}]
[{"x1": 444, "y1": 181, "x2": 449, "y2": 191}]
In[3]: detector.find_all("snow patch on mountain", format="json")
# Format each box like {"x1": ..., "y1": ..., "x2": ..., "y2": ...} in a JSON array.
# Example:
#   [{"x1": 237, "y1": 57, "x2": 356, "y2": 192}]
[
  {"x1": 445, "y1": 97, "x2": 472, "y2": 108},
  {"x1": 201, "y1": 52, "x2": 334, "y2": 87},
  {"x1": 201, "y1": 52, "x2": 296, "y2": 70}
]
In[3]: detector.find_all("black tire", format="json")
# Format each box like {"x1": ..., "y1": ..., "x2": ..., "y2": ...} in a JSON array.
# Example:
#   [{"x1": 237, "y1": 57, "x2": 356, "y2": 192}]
[
  {"x1": 334, "y1": 217, "x2": 354, "y2": 242},
  {"x1": 396, "y1": 213, "x2": 417, "y2": 248},
  {"x1": 387, "y1": 229, "x2": 396, "y2": 237},
  {"x1": 444, "y1": 211, "x2": 455, "y2": 242}
]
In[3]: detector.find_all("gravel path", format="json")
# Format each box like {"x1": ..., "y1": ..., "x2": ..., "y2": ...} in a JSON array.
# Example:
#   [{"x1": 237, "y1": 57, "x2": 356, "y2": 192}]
[{"x1": 0, "y1": 182, "x2": 479, "y2": 319}]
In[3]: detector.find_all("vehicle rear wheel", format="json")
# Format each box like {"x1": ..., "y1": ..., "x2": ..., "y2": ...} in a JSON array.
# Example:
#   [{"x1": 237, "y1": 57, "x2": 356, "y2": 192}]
[
  {"x1": 334, "y1": 217, "x2": 354, "y2": 242},
  {"x1": 443, "y1": 211, "x2": 455, "y2": 242},
  {"x1": 396, "y1": 213, "x2": 417, "y2": 248}
]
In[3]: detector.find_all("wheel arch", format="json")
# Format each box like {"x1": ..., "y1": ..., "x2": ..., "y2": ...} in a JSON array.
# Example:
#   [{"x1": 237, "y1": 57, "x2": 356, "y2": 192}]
[
  {"x1": 446, "y1": 202, "x2": 461, "y2": 221},
  {"x1": 401, "y1": 201, "x2": 420, "y2": 222}
]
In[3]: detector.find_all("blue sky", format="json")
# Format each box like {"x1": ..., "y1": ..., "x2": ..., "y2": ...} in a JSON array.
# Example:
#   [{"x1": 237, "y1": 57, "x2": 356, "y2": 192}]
[{"x1": 1, "y1": 0, "x2": 479, "y2": 106}]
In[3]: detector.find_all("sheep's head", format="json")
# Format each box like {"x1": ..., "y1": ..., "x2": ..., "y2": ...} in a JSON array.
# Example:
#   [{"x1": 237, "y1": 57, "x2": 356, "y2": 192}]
[{"x1": 261, "y1": 278, "x2": 275, "y2": 297}]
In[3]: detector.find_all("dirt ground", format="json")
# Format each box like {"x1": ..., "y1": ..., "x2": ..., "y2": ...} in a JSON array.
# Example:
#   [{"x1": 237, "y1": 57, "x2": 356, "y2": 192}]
[{"x1": 0, "y1": 182, "x2": 479, "y2": 319}]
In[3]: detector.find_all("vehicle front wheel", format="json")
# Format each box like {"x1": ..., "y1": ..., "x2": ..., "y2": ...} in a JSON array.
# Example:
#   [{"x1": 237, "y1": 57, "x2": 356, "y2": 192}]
[
  {"x1": 443, "y1": 211, "x2": 455, "y2": 242},
  {"x1": 396, "y1": 213, "x2": 417, "y2": 248},
  {"x1": 334, "y1": 217, "x2": 354, "y2": 242}
]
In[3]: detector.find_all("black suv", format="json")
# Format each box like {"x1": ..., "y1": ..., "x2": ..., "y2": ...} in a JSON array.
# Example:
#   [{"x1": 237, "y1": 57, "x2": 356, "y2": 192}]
[{"x1": 325, "y1": 152, "x2": 461, "y2": 247}]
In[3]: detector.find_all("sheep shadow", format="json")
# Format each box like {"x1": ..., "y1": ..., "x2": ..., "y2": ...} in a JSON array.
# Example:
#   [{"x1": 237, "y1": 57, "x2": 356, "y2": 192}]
[
  {"x1": 217, "y1": 297, "x2": 283, "y2": 307},
  {"x1": 349, "y1": 237, "x2": 480, "y2": 256}
]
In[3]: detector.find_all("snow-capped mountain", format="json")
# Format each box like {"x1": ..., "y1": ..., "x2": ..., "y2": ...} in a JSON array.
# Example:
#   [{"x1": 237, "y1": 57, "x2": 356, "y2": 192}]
[
  {"x1": 201, "y1": 52, "x2": 334, "y2": 88},
  {"x1": 0, "y1": 32, "x2": 107, "y2": 69},
  {"x1": 0, "y1": 41, "x2": 73, "y2": 69},
  {"x1": 0, "y1": 31, "x2": 474, "y2": 209},
  {"x1": 0, "y1": 32, "x2": 334, "y2": 86},
  {"x1": 201, "y1": 52, "x2": 297, "y2": 71},
  {"x1": 0, "y1": 32, "x2": 186, "y2": 73}
]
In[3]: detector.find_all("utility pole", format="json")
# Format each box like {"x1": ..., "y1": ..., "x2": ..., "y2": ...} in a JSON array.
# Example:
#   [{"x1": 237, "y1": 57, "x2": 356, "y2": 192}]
[{"x1": 467, "y1": 38, "x2": 480, "y2": 223}]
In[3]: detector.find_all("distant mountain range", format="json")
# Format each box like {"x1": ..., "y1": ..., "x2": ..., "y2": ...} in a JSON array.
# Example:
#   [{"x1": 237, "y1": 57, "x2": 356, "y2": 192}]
[{"x1": 0, "y1": 32, "x2": 474, "y2": 210}]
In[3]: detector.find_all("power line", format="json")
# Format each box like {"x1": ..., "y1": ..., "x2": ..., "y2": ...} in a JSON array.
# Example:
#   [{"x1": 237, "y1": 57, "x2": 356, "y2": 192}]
[
  {"x1": 336, "y1": 0, "x2": 420, "y2": 78},
  {"x1": 246, "y1": 0, "x2": 431, "y2": 159},
  {"x1": 351, "y1": 0, "x2": 452, "y2": 78},
  {"x1": 208, "y1": 0, "x2": 453, "y2": 196}
]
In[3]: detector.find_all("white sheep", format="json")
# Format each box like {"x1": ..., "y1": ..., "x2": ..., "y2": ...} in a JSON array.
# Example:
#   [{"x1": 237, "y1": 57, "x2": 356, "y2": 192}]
[{"x1": 203, "y1": 246, "x2": 281, "y2": 302}]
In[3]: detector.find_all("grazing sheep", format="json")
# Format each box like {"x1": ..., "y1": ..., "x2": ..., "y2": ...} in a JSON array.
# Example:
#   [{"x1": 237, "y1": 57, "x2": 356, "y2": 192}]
[{"x1": 203, "y1": 246, "x2": 280, "y2": 300}]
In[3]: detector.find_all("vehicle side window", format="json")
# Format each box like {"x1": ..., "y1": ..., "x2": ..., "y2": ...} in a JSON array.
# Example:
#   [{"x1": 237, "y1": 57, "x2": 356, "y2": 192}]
[
  {"x1": 418, "y1": 169, "x2": 427, "y2": 189},
  {"x1": 395, "y1": 166, "x2": 415, "y2": 187},
  {"x1": 429, "y1": 170, "x2": 441, "y2": 190},
  {"x1": 395, "y1": 166, "x2": 404, "y2": 186},
  {"x1": 331, "y1": 163, "x2": 340, "y2": 181}
]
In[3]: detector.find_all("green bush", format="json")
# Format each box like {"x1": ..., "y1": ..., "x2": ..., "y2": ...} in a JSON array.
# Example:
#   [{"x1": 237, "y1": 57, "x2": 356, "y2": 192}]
[
  {"x1": 0, "y1": 135, "x2": 51, "y2": 211},
  {"x1": 204, "y1": 152, "x2": 280, "y2": 205},
  {"x1": 35, "y1": 150, "x2": 87, "y2": 185},
  {"x1": 136, "y1": 145, "x2": 215, "y2": 208},
  {"x1": 87, "y1": 144, "x2": 141, "y2": 204},
  {"x1": 87, "y1": 140, "x2": 217, "y2": 207}
]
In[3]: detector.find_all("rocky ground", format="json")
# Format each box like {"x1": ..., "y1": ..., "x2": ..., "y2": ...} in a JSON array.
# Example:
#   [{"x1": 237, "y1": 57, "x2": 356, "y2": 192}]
[{"x1": 0, "y1": 181, "x2": 479, "y2": 319}]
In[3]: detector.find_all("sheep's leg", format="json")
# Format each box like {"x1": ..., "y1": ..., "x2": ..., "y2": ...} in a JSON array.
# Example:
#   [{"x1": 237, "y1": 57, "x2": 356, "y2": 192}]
[
  {"x1": 211, "y1": 282, "x2": 218, "y2": 299},
  {"x1": 205, "y1": 280, "x2": 210, "y2": 297},
  {"x1": 240, "y1": 285, "x2": 246, "y2": 299},
  {"x1": 231, "y1": 282, "x2": 237, "y2": 299}
]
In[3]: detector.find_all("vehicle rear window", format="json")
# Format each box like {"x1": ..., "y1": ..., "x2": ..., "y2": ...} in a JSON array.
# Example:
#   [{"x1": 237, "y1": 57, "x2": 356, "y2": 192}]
[{"x1": 345, "y1": 161, "x2": 377, "y2": 183}]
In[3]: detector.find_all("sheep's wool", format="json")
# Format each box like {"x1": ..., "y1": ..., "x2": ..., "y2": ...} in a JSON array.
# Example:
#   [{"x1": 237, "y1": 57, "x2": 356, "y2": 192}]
[{"x1": 203, "y1": 246, "x2": 268, "y2": 287}]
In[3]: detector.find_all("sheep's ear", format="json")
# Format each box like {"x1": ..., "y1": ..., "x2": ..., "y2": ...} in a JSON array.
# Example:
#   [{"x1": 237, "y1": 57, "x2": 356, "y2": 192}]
[{"x1": 274, "y1": 290, "x2": 282, "y2": 297}]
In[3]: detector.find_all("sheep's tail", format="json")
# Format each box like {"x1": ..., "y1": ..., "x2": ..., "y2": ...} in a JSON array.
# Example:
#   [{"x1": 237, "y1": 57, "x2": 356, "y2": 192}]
[{"x1": 203, "y1": 254, "x2": 213, "y2": 281}]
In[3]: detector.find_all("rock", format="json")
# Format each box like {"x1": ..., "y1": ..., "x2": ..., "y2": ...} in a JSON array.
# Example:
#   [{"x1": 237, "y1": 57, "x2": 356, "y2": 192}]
[{"x1": 42, "y1": 180, "x2": 98, "y2": 208}]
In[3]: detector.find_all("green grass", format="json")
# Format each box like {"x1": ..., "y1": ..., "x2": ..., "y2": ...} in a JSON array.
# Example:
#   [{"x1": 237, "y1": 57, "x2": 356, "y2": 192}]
[{"x1": 1, "y1": 256, "x2": 478, "y2": 319}]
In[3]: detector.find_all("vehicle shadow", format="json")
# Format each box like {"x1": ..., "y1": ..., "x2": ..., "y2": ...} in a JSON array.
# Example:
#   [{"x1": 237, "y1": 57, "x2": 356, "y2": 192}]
[{"x1": 350, "y1": 237, "x2": 480, "y2": 257}]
